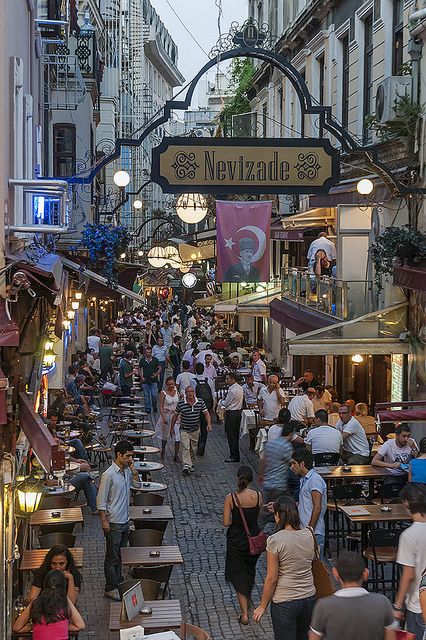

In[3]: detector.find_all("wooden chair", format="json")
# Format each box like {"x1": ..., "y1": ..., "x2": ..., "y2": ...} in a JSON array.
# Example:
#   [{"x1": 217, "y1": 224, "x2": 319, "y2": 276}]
[
  {"x1": 129, "y1": 564, "x2": 174, "y2": 598},
  {"x1": 363, "y1": 528, "x2": 401, "y2": 596},
  {"x1": 39, "y1": 532, "x2": 77, "y2": 548},
  {"x1": 133, "y1": 493, "x2": 164, "y2": 507},
  {"x1": 180, "y1": 622, "x2": 211, "y2": 640},
  {"x1": 39, "y1": 496, "x2": 72, "y2": 510},
  {"x1": 134, "y1": 520, "x2": 169, "y2": 533},
  {"x1": 380, "y1": 483, "x2": 403, "y2": 503},
  {"x1": 129, "y1": 528, "x2": 164, "y2": 547},
  {"x1": 118, "y1": 578, "x2": 161, "y2": 600}
]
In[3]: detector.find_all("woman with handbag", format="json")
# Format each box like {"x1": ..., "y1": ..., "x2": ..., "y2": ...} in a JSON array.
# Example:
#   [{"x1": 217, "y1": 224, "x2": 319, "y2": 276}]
[
  {"x1": 223, "y1": 465, "x2": 263, "y2": 626},
  {"x1": 253, "y1": 496, "x2": 316, "y2": 639}
]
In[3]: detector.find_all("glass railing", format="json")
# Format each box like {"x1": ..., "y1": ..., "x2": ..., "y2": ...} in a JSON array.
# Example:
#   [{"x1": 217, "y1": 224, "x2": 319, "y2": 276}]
[{"x1": 281, "y1": 268, "x2": 374, "y2": 320}]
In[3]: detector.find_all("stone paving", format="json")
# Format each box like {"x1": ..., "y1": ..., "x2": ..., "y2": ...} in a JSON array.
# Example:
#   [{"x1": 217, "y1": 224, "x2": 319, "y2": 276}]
[{"x1": 75, "y1": 415, "x2": 274, "y2": 639}]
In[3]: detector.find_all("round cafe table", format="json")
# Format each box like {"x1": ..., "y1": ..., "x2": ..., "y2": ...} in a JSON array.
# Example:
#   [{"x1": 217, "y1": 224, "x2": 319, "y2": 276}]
[
  {"x1": 131, "y1": 481, "x2": 168, "y2": 493},
  {"x1": 57, "y1": 430, "x2": 82, "y2": 439},
  {"x1": 59, "y1": 445, "x2": 76, "y2": 454},
  {"x1": 122, "y1": 429, "x2": 155, "y2": 439},
  {"x1": 56, "y1": 421, "x2": 73, "y2": 427},
  {"x1": 134, "y1": 461, "x2": 164, "y2": 473},
  {"x1": 42, "y1": 483, "x2": 75, "y2": 496},
  {"x1": 133, "y1": 446, "x2": 161, "y2": 458}
]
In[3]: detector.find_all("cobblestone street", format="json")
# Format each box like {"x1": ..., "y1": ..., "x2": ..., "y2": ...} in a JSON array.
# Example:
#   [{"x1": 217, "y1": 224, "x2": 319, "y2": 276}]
[{"x1": 76, "y1": 417, "x2": 274, "y2": 639}]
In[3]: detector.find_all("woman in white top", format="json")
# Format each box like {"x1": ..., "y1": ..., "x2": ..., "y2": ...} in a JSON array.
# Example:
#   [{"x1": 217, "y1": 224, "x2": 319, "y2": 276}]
[
  {"x1": 253, "y1": 496, "x2": 316, "y2": 639},
  {"x1": 156, "y1": 376, "x2": 180, "y2": 461}
]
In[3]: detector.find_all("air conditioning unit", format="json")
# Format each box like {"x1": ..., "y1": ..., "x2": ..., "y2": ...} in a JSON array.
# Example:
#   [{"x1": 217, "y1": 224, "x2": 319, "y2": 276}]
[{"x1": 375, "y1": 76, "x2": 412, "y2": 124}]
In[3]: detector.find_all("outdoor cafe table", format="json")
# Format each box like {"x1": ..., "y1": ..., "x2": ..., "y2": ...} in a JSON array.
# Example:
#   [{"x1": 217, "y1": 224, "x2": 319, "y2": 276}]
[
  {"x1": 133, "y1": 446, "x2": 160, "y2": 458},
  {"x1": 338, "y1": 503, "x2": 411, "y2": 550},
  {"x1": 131, "y1": 481, "x2": 168, "y2": 493},
  {"x1": 109, "y1": 600, "x2": 182, "y2": 633},
  {"x1": 129, "y1": 505, "x2": 173, "y2": 522},
  {"x1": 134, "y1": 461, "x2": 164, "y2": 474},
  {"x1": 122, "y1": 429, "x2": 155, "y2": 440},
  {"x1": 42, "y1": 483, "x2": 76, "y2": 496},
  {"x1": 30, "y1": 507, "x2": 83, "y2": 528},
  {"x1": 121, "y1": 546, "x2": 183, "y2": 567},
  {"x1": 316, "y1": 464, "x2": 396, "y2": 497},
  {"x1": 20, "y1": 548, "x2": 83, "y2": 571}
]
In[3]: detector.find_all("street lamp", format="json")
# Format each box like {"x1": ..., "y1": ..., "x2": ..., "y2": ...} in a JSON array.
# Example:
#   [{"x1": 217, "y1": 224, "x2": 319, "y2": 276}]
[
  {"x1": 351, "y1": 354, "x2": 365, "y2": 364},
  {"x1": 182, "y1": 272, "x2": 197, "y2": 288},
  {"x1": 16, "y1": 476, "x2": 43, "y2": 515},
  {"x1": 176, "y1": 194, "x2": 207, "y2": 224},
  {"x1": 113, "y1": 170, "x2": 130, "y2": 188},
  {"x1": 148, "y1": 245, "x2": 167, "y2": 268},
  {"x1": 357, "y1": 178, "x2": 374, "y2": 195},
  {"x1": 133, "y1": 200, "x2": 143, "y2": 210}
]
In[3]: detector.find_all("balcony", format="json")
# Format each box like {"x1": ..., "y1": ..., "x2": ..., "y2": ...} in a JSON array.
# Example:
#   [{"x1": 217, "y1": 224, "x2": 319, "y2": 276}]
[{"x1": 42, "y1": 53, "x2": 86, "y2": 110}]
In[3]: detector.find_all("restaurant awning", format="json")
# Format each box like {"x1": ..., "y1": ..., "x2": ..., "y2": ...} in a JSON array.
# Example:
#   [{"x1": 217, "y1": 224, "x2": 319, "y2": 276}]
[
  {"x1": 270, "y1": 297, "x2": 338, "y2": 334},
  {"x1": 179, "y1": 242, "x2": 215, "y2": 262},
  {"x1": 194, "y1": 295, "x2": 220, "y2": 308},
  {"x1": 281, "y1": 208, "x2": 335, "y2": 229},
  {"x1": 285, "y1": 302, "x2": 409, "y2": 355},
  {"x1": 0, "y1": 300, "x2": 19, "y2": 346},
  {"x1": 375, "y1": 401, "x2": 426, "y2": 423},
  {"x1": 61, "y1": 257, "x2": 145, "y2": 304},
  {"x1": 236, "y1": 286, "x2": 281, "y2": 317},
  {"x1": 309, "y1": 178, "x2": 392, "y2": 208},
  {"x1": 8, "y1": 251, "x2": 64, "y2": 302},
  {"x1": 18, "y1": 391, "x2": 63, "y2": 472},
  {"x1": 270, "y1": 219, "x2": 305, "y2": 241}
]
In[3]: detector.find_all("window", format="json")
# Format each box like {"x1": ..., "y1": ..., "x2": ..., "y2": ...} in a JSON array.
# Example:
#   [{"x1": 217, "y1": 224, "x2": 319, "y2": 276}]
[
  {"x1": 341, "y1": 35, "x2": 350, "y2": 128},
  {"x1": 53, "y1": 124, "x2": 76, "y2": 177},
  {"x1": 318, "y1": 54, "x2": 325, "y2": 105},
  {"x1": 363, "y1": 14, "x2": 373, "y2": 143},
  {"x1": 393, "y1": 0, "x2": 404, "y2": 75}
]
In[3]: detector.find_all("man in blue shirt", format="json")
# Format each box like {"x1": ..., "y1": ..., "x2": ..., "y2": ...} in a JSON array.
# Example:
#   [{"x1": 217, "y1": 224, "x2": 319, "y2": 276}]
[{"x1": 290, "y1": 448, "x2": 327, "y2": 555}]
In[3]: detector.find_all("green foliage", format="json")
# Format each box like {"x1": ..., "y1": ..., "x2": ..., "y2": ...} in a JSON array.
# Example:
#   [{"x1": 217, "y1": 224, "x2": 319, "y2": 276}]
[
  {"x1": 369, "y1": 225, "x2": 426, "y2": 290},
  {"x1": 219, "y1": 58, "x2": 255, "y2": 136},
  {"x1": 364, "y1": 95, "x2": 424, "y2": 145}
]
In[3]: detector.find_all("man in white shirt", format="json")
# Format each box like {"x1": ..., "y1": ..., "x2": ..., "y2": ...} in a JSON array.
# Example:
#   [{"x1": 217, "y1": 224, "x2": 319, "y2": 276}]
[
  {"x1": 202, "y1": 353, "x2": 217, "y2": 380},
  {"x1": 394, "y1": 483, "x2": 426, "y2": 639},
  {"x1": 258, "y1": 375, "x2": 287, "y2": 423},
  {"x1": 219, "y1": 372, "x2": 244, "y2": 462},
  {"x1": 252, "y1": 350, "x2": 267, "y2": 384},
  {"x1": 171, "y1": 317, "x2": 183, "y2": 338},
  {"x1": 196, "y1": 349, "x2": 220, "y2": 366},
  {"x1": 175, "y1": 360, "x2": 196, "y2": 394},
  {"x1": 335, "y1": 405, "x2": 370, "y2": 465},
  {"x1": 87, "y1": 328, "x2": 101, "y2": 355},
  {"x1": 372, "y1": 422, "x2": 418, "y2": 489},
  {"x1": 307, "y1": 232, "x2": 337, "y2": 264},
  {"x1": 305, "y1": 409, "x2": 343, "y2": 455},
  {"x1": 160, "y1": 321, "x2": 173, "y2": 349},
  {"x1": 288, "y1": 388, "x2": 316, "y2": 425}
]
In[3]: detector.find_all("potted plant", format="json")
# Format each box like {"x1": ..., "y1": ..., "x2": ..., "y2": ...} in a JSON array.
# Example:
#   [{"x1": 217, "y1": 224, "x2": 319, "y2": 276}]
[
  {"x1": 364, "y1": 94, "x2": 424, "y2": 150},
  {"x1": 370, "y1": 225, "x2": 426, "y2": 290},
  {"x1": 81, "y1": 223, "x2": 131, "y2": 287}
]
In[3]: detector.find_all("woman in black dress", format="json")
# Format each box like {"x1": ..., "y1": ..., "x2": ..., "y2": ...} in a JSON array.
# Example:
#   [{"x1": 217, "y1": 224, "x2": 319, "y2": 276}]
[{"x1": 223, "y1": 465, "x2": 263, "y2": 625}]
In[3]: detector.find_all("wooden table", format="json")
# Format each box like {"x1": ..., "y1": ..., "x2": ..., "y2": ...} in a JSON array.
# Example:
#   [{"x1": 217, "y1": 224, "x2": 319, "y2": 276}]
[
  {"x1": 30, "y1": 507, "x2": 83, "y2": 527},
  {"x1": 134, "y1": 461, "x2": 164, "y2": 473},
  {"x1": 338, "y1": 503, "x2": 411, "y2": 550},
  {"x1": 131, "y1": 481, "x2": 168, "y2": 493},
  {"x1": 129, "y1": 505, "x2": 173, "y2": 522},
  {"x1": 20, "y1": 548, "x2": 83, "y2": 571},
  {"x1": 109, "y1": 600, "x2": 182, "y2": 632},
  {"x1": 317, "y1": 464, "x2": 396, "y2": 497},
  {"x1": 121, "y1": 546, "x2": 183, "y2": 567}
]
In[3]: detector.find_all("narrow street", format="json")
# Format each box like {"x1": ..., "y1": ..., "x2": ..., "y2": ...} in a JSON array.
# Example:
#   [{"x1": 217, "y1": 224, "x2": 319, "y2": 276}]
[{"x1": 76, "y1": 416, "x2": 274, "y2": 639}]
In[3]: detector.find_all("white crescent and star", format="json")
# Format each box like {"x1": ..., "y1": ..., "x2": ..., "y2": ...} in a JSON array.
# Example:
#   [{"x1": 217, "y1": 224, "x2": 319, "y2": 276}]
[
  {"x1": 224, "y1": 238, "x2": 235, "y2": 250},
  {"x1": 238, "y1": 225, "x2": 267, "y2": 262}
]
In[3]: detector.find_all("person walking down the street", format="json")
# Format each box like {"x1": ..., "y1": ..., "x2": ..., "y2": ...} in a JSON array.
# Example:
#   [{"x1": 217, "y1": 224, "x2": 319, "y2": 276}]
[
  {"x1": 138, "y1": 345, "x2": 162, "y2": 415},
  {"x1": 170, "y1": 385, "x2": 211, "y2": 476},
  {"x1": 223, "y1": 465, "x2": 263, "y2": 626},
  {"x1": 169, "y1": 335, "x2": 183, "y2": 381},
  {"x1": 219, "y1": 372, "x2": 244, "y2": 463},
  {"x1": 394, "y1": 483, "x2": 426, "y2": 640},
  {"x1": 12, "y1": 570, "x2": 85, "y2": 638},
  {"x1": 309, "y1": 551, "x2": 397, "y2": 640},
  {"x1": 192, "y1": 362, "x2": 215, "y2": 456},
  {"x1": 290, "y1": 448, "x2": 327, "y2": 556},
  {"x1": 156, "y1": 376, "x2": 180, "y2": 462},
  {"x1": 99, "y1": 337, "x2": 114, "y2": 381},
  {"x1": 97, "y1": 440, "x2": 142, "y2": 602},
  {"x1": 119, "y1": 351, "x2": 136, "y2": 398},
  {"x1": 253, "y1": 496, "x2": 316, "y2": 640},
  {"x1": 152, "y1": 335, "x2": 170, "y2": 391}
]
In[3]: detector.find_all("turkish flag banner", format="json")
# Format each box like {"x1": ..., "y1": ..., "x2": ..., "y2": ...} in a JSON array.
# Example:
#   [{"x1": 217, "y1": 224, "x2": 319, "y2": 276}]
[{"x1": 216, "y1": 200, "x2": 272, "y2": 283}]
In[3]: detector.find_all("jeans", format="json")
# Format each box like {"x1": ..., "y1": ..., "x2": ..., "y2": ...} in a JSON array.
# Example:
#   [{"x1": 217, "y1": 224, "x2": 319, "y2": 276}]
[
  {"x1": 270, "y1": 595, "x2": 316, "y2": 640},
  {"x1": 142, "y1": 382, "x2": 158, "y2": 413},
  {"x1": 315, "y1": 533, "x2": 325, "y2": 560},
  {"x1": 69, "y1": 472, "x2": 97, "y2": 510},
  {"x1": 406, "y1": 610, "x2": 426, "y2": 640},
  {"x1": 225, "y1": 410, "x2": 242, "y2": 460},
  {"x1": 197, "y1": 412, "x2": 209, "y2": 454},
  {"x1": 104, "y1": 521, "x2": 129, "y2": 592},
  {"x1": 68, "y1": 438, "x2": 88, "y2": 461},
  {"x1": 180, "y1": 429, "x2": 200, "y2": 469}
]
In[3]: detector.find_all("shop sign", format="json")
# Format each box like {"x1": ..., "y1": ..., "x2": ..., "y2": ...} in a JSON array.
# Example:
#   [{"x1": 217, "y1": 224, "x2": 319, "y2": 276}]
[
  {"x1": 151, "y1": 137, "x2": 340, "y2": 195},
  {"x1": 271, "y1": 229, "x2": 304, "y2": 241}
]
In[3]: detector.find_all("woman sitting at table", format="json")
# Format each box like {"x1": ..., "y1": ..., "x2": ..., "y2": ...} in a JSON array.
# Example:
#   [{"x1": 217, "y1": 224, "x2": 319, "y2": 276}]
[
  {"x1": 13, "y1": 569, "x2": 85, "y2": 638},
  {"x1": 28, "y1": 545, "x2": 83, "y2": 605}
]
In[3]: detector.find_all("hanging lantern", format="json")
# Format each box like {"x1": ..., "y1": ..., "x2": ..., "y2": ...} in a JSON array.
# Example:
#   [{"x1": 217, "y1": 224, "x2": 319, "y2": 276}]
[
  {"x1": 71, "y1": 301, "x2": 79, "y2": 310},
  {"x1": 43, "y1": 348, "x2": 56, "y2": 367},
  {"x1": 17, "y1": 476, "x2": 44, "y2": 515},
  {"x1": 45, "y1": 339, "x2": 54, "y2": 351},
  {"x1": 164, "y1": 245, "x2": 182, "y2": 268},
  {"x1": 63, "y1": 320, "x2": 71, "y2": 331},
  {"x1": 67, "y1": 310, "x2": 75, "y2": 320},
  {"x1": 147, "y1": 245, "x2": 167, "y2": 268},
  {"x1": 176, "y1": 194, "x2": 207, "y2": 224},
  {"x1": 75, "y1": 292, "x2": 83, "y2": 301}
]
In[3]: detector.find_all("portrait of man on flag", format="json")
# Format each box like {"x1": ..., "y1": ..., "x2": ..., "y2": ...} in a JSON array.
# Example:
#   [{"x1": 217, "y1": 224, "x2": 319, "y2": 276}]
[{"x1": 216, "y1": 200, "x2": 272, "y2": 283}]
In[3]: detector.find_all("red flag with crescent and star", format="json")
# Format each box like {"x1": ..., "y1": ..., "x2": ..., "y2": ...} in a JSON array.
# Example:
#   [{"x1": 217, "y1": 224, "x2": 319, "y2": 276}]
[{"x1": 216, "y1": 200, "x2": 272, "y2": 283}]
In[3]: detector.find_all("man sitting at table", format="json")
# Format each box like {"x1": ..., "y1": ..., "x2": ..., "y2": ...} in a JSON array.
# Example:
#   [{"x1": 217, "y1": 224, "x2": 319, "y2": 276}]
[
  {"x1": 335, "y1": 404, "x2": 370, "y2": 465},
  {"x1": 305, "y1": 409, "x2": 343, "y2": 456},
  {"x1": 372, "y1": 423, "x2": 418, "y2": 491},
  {"x1": 242, "y1": 374, "x2": 261, "y2": 408},
  {"x1": 288, "y1": 388, "x2": 315, "y2": 426},
  {"x1": 309, "y1": 551, "x2": 397, "y2": 640}
]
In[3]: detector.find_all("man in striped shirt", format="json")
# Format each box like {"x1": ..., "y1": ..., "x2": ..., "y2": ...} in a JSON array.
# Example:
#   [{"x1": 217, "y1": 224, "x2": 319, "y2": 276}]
[{"x1": 170, "y1": 386, "x2": 211, "y2": 475}]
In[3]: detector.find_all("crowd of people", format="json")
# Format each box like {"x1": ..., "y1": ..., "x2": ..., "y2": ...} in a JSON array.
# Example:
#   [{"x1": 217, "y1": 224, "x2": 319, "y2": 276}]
[{"x1": 12, "y1": 299, "x2": 426, "y2": 640}]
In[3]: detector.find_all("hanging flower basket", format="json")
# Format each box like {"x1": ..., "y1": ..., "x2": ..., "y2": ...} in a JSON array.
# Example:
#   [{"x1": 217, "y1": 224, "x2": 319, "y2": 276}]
[{"x1": 81, "y1": 223, "x2": 131, "y2": 287}]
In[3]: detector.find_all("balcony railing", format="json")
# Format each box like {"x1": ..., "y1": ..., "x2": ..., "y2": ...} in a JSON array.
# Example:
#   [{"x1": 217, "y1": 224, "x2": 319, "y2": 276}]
[
  {"x1": 42, "y1": 53, "x2": 86, "y2": 110},
  {"x1": 281, "y1": 268, "x2": 374, "y2": 320}
]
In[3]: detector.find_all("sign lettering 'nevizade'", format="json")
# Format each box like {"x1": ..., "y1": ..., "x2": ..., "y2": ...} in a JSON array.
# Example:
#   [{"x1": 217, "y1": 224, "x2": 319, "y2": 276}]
[{"x1": 151, "y1": 137, "x2": 340, "y2": 195}]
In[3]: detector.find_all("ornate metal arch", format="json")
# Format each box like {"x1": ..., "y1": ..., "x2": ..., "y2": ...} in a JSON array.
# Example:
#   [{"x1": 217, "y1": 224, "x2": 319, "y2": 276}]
[{"x1": 66, "y1": 19, "x2": 421, "y2": 196}]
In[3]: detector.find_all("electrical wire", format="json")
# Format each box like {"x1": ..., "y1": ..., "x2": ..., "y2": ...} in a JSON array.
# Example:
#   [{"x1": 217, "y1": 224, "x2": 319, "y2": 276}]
[{"x1": 163, "y1": 0, "x2": 211, "y2": 58}]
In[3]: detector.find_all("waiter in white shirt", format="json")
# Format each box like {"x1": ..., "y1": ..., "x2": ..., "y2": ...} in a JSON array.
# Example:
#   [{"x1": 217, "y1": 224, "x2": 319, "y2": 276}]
[
  {"x1": 307, "y1": 232, "x2": 337, "y2": 266},
  {"x1": 252, "y1": 349, "x2": 267, "y2": 384},
  {"x1": 219, "y1": 372, "x2": 244, "y2": 463}
]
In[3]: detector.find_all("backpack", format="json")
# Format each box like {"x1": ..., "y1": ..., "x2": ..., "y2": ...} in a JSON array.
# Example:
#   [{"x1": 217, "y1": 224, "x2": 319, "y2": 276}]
[{"x1": 195, "y1": 378, "x2": 213, "y2": 411}]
